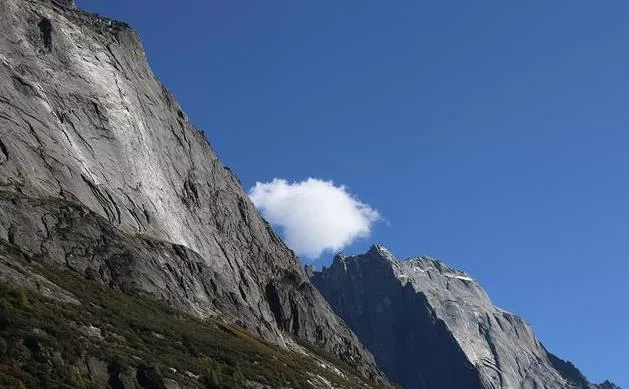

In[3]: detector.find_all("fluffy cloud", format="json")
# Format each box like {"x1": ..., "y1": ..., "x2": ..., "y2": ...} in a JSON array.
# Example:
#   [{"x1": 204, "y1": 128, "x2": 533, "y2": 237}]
[{"x1": 249, "y1": 178, "x2": 381, "y2": 259}]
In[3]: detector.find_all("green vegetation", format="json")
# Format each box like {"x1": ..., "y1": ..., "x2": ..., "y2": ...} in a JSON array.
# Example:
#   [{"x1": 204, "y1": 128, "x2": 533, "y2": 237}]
[{"x1": 0, "y1": 243, "x2": 373, "y2": 389}]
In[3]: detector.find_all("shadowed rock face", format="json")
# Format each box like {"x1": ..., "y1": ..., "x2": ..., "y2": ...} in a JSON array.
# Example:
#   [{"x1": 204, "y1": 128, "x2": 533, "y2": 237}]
[
  {"x1": 311, "y1": 245, "x2": 620, "y2": 389},
  {"x1": 0, "y1": 0, "x2": 382, "y2": 380}
]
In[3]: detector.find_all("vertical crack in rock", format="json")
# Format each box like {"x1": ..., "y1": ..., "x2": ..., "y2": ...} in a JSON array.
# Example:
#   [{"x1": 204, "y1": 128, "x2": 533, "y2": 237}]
[
  {"x1": 181, "y1": 170, "x2": 200, "y2": 208},
  {"x1": 0, "y1": 139, "x2": 7, "y2": 164},
  {"x1": 38, "y1": 18, "x2": 53, "y2": 51},
  {"x1": 91, "y1": 101, "x2": 109, "y2": 131},
  {"x1": 7, "y1": 224, "x2": 16, "y2": 245}
]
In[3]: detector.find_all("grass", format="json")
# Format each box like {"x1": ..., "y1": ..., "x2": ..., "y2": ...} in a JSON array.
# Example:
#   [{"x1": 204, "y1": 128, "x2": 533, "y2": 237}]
[{"x1": 0, "y1": 241, "x2": 376, "y2": 389}]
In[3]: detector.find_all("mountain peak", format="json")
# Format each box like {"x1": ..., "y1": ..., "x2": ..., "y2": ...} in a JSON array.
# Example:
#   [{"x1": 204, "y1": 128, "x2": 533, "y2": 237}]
[{"x1": 367, "y1": 244, "x2": 397, "y2": 261}]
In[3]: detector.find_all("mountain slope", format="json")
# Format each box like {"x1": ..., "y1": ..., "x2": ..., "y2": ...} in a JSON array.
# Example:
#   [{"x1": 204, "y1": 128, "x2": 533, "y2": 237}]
[
  {"x1": 0, "y1": 0, "x2": 384, "y2": 383},
  {"x1": 311, "y1": 245, "x2": 620, "y2": 389},
  {"x1": 0, "y1": 238, "x2": 381, "y2": 389}
]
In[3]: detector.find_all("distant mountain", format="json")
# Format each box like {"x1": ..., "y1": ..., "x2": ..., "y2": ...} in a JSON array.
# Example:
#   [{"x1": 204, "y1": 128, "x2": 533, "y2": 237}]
[
  {"x1": 311, "y1": 244, "x2": 620, "y2": 389},
  {"x1": 0, "y1": 0, "x2": 387, "y2": 387}
]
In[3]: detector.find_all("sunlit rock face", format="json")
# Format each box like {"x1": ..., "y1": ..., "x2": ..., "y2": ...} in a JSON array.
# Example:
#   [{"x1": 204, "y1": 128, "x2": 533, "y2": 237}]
[
  {"x1": 312, "y1": 244, "x2": 619, "y2": 389},
  {"x1": 0, "y1": 0, "x2": 383, "y2": 380}
]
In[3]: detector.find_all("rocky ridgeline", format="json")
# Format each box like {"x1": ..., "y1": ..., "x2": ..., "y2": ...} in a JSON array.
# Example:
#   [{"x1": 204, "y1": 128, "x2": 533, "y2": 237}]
[{"x1": 311, "y1": 245, "x2": 620, "y2": 389}]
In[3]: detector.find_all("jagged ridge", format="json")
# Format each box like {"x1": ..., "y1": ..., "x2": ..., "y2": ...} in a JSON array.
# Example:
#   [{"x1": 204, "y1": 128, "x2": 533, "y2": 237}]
[{"x1": 311, "y1": 245, "x2": 620, "y2": 389}]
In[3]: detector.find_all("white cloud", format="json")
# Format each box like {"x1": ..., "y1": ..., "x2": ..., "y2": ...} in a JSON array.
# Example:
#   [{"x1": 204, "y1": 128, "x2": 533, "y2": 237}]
[{"x1": 249, "y1": 178, "x2": 381, "y2": 259}]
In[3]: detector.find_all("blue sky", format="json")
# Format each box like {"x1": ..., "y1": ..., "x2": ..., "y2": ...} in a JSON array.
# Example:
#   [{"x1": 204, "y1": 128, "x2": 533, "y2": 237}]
[{"x1": 79, "y1": 1, "x2": 628, "y2": 386}]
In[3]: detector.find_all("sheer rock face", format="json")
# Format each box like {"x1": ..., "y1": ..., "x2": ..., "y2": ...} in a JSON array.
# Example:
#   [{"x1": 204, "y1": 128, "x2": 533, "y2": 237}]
[
  {"x1": 311, "y1": 245, "x2": 619, "y2": 389},
  {"x1": 0, "y1": 0, "x2": 382, "y2": 380}
]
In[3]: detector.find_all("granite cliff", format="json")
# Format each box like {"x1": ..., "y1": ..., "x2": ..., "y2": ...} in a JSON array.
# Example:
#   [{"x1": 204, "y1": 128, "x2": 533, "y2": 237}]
[
  {"x1": 0, "y1": 0, "x2": 385, "y2": 387},
  {"x1": 311, "y1": 245, "x2": 620, "y2": 389}
]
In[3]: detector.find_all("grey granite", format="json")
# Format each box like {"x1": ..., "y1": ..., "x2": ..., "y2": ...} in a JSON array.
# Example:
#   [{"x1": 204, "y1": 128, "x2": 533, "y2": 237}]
[
  {"x1": 0, "y1": 0, "x2": 383, "y2": 381},
  {"x1": 312, "y1": 244, "x2": 620, "y2": 389}
]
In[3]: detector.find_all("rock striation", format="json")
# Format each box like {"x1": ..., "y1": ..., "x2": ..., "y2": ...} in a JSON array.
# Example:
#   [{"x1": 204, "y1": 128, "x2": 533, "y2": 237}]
[
  {"x1": 311, "y1": 244, "x2": 620, "y2": 389},
  {"x1": 0, "y1": 0, "x2": 383, "y2": 381}
]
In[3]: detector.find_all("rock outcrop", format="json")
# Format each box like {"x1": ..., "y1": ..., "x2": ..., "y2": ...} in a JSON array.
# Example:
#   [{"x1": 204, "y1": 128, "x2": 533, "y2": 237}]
[
  {"x1": 311, "y1": 244, "x2": 620, "y2": 389},
  {"x1": 0, "y1": 0, "x2": 382, "y2": 381}
]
